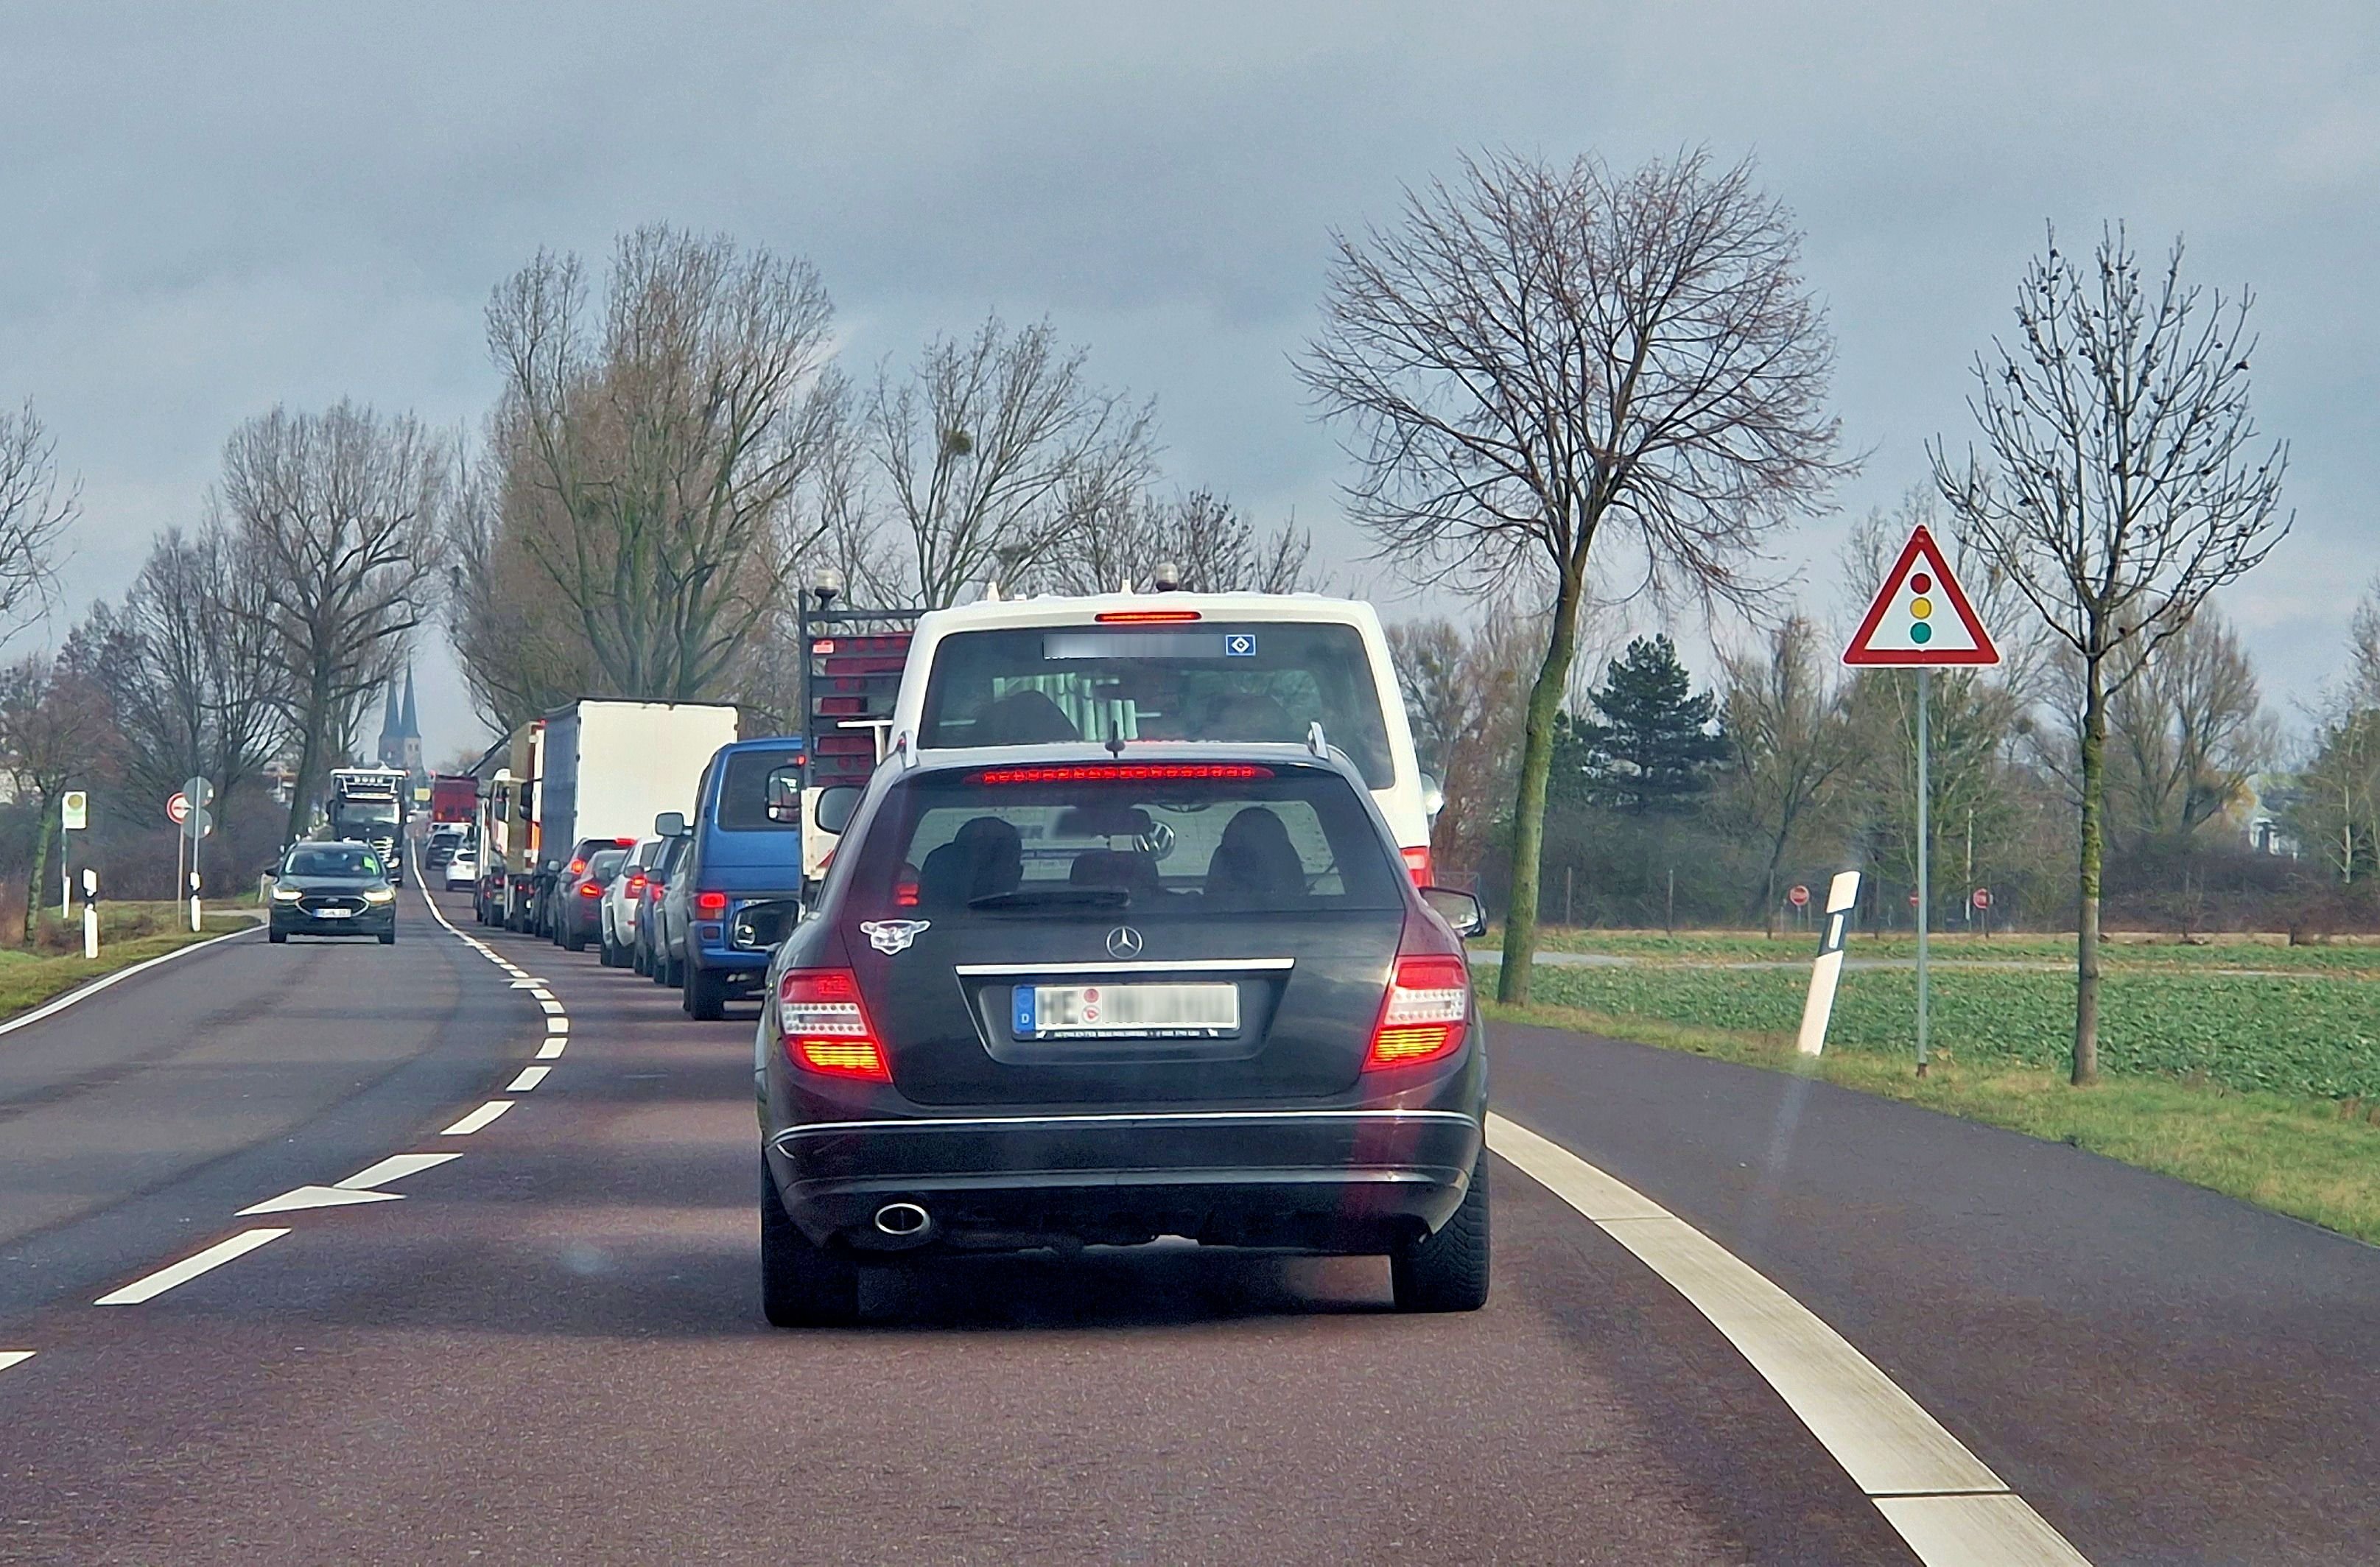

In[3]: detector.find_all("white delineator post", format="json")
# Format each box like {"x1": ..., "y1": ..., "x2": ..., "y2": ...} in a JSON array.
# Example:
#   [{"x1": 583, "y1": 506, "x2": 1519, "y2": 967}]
[
  {"x1": 81, "y1": 869, "x2": 98, "y2": 959},
  {"x1": 1795, "y1": 871, "x2": 1864, "y2": 1057}
]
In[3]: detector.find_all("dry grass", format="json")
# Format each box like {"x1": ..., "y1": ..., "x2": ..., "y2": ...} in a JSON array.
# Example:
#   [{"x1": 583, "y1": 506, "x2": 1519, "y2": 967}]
[{"x1": 1486, "y1": 997, "x2": 2380, "y2": 1247}]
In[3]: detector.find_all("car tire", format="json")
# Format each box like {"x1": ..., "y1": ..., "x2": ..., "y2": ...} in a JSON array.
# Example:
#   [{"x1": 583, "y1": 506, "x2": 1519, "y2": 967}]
[
  {"x1": 379, "y1": 930, "x2": 396, "y2": 946},
  {"x1": 564, "y1": 922, "x2": 586, "y2": 953},
  {"x1": 664, "y1": 951, "x2": 684, "y2": 989},
  {"x1": 685, "y1": 962, "x2": 725, "y2": 1020},
  {"x1": 1389, "y1": 1153, "x2": 1490, "y2": 1314},
  {"x1": 268, "y1": 929, "x2": 287, "y2": 944},
  {"x1": 761, "y1": 1157, "x2": 858, "y2": 1328}
]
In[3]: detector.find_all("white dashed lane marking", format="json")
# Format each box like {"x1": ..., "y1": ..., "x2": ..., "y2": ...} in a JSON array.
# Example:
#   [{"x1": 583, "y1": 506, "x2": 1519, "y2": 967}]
[
  {"x1": 440, "y1": 1100, "x2": 514, "y2": 1137},
  {"x1": 236, "y1": 1185, "x2": 402, "y2": 1216},
  {"x1": 506, "y1": 1065, "x2": 550, "y2": 1093},
  {"x1": 536, "y1": 1039, "x2": 566, "y2": 1059},
  {"x1": 1486, "y1": 1113, "x2": 2092, "y2": 1567},
  {"x1": 94, "y1": 1229, "x2": 292, "y2": 1306},
  {"x1": 337, "y1": 1152, "x2": 461, "y2": 1190},
  {"x1": 0, "y1": 1350, "x2": 33, "y2": 1375}
]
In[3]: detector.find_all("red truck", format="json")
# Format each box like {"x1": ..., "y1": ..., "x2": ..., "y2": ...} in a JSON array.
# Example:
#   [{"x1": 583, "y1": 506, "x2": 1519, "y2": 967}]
[{"x1": 429, "y1": 774, "x2": 478, "y2": 825}]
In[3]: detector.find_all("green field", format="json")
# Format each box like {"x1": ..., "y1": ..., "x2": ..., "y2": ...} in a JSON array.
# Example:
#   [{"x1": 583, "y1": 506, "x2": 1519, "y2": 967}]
[{"x1": 1483, "y1": 930, "x2": 2380, "y2": 1243}]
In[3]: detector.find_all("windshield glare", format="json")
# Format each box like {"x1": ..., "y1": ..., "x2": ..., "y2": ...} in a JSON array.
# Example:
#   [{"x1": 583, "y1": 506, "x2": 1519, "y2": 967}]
[{"x1": 286, "y1": 845, "x2": 382, "y2": 878}]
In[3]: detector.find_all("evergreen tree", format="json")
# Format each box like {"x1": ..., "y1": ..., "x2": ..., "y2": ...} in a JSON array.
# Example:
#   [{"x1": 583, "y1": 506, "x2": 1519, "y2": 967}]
[{"x1": 1572, "y1": 635, "x2": 1727, "y2": 814}]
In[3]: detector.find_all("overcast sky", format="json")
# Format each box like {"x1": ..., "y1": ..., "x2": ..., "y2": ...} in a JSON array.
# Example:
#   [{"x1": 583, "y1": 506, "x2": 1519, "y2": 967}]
[{"x1": 4, "y1": 1, "x2": 2374, "y2": 768}]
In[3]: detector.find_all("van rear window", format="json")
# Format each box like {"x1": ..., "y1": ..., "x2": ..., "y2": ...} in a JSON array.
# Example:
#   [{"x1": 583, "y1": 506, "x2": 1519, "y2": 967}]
[
  {"x1": 854, "y1": 765, "x2": 1405, "y2": 919},
  {"x1": 916, "y1": 623, "x2": 1395, "y2": 788},
  {"x1": 717, "y1": 750, "x2": 803, "y2": 830}
]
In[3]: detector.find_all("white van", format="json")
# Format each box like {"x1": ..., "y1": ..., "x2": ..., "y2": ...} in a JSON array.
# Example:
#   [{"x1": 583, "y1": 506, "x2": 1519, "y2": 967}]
[{"x1": 880, "y1": 592, "x2": 1442, "y2": 883}]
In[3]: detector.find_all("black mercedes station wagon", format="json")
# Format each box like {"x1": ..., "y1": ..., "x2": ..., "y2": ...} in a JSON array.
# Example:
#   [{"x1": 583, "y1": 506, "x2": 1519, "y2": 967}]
[{"x1": 755, "y1": 742, "x2": 1489, "y2": 1326}]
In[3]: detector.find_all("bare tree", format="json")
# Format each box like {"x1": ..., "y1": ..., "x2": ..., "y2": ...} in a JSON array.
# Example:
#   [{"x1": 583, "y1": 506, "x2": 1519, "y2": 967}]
[
  {"x1": 1718, "y1": 616, "x2": 1855, "y2": 930},
  {"x1": 1301, "y1": 149, "x2": 1847, "y2": 1001},
  {"x1": 91, "y1": 526, "x2": 288, "y2": 852},
  {"x1": 1932, "y1": 225, "x2": 2289, "y2": 1084},
  {"x1": 222, "y1": 402, "x2": 448, "y2": 841},
  {"x1": 0, "y1": 652, "x2": 114, "y2": 939},
  {"x1": 2102, "y1": 606, "x2": 2271, "y2": 844},
  {"x1": 866, "y1": 315, "x2": 1155, "y2": 607},
  {"x1": 485, "y1": 225, "x2": 843, "y2": 701},
  {"x1": 445, "y1": 449, "x2": 596, "y2": 732},
  {"x1": 0, "y1": 400, "x2": 78, "y2": 637},
  {"x1": 1046, "y1": 488, "x2": 1322, "y2": 596}
]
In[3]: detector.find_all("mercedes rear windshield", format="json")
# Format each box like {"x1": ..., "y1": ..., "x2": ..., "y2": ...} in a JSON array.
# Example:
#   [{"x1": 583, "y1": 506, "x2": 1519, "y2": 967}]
[
  {"x1": 915, "y1": 623, "x2": 1396, "y2": 788},
  {"x1": 850, "y1": 763, "x2": 1405, "y2": 919}
]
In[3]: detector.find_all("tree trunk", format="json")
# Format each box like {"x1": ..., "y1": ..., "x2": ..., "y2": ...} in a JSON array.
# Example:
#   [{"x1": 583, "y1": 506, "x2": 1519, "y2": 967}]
[
  {"x1": 2074, "y1": 652, "x2": 2107, "y2": 1087},
  {"x1": 22, "y1": 799, "x2": 50, "y2": 944},
  {"x1": 1497, "y1": 568, "x2": 1584, "y2": 1006},
  {"x1": 284, "y1": 667, "x2": 332, "y2": 846}
]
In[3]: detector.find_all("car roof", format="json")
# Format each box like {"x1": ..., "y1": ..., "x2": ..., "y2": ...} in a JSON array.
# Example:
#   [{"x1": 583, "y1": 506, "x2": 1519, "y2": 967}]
[{"x1": 913, "y1": 589, "x2": 1380, "y2": 636}]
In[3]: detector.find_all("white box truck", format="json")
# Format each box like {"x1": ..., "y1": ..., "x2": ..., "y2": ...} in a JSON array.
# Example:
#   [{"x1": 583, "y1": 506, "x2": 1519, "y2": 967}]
[{"x1": 536, "y1": 700, "x2": 742, "y2": 862}]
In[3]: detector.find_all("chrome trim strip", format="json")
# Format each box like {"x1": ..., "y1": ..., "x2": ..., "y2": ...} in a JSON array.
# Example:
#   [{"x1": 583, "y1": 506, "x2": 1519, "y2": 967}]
[
  {"x1": 951, "y1": 958, "x2": 1294, "y2": 976},
  {"x1": 777, "y1": 1109, "x2": 1480, "y2": 1140}
]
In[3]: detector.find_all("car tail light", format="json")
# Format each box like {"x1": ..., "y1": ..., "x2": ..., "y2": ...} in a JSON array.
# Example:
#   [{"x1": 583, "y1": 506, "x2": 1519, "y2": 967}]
[
  {"x1": 614, "y1": 836, "x2": 636, "y2": 846},
  {"x1": 566, "y1": 857, "x2": 587, "y2": 877},
  {"x1": 1402, "y1": 845, "x2": 1433, "y2": 886},
  {"x1": 695, "y1": 890, "x2": 729, "y2": 916},
  {"x1": 779, "y1": 969, "x2": 890, "y2": 1082},
  {"x1": 625, "y1": 873, "x2": 647, "y2": 896},
  {"x1": 578, "y1": 881, "x2": 603, "y2": 897},
  {"x1": 1095, "y1": 609, "x2": 1201, "y2": 623},
  {"x1": 894, "y1": 878, "x2": 919, "y2": 908},
  {"x1": 1365, "y1": 953, "x2": 1470, "y2": 1070},
  {"x1": 975, "y1": 763, "x2": 1272, "y2": 785}
]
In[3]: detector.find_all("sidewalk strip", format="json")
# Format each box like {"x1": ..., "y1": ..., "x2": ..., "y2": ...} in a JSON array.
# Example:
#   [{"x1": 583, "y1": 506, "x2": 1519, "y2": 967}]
[
  {"x1": 1486, "y1": 1112, "x2": 2091, "y2": 1567},
  {"x1": 94, "y1": 1228, "x2": 291, "y2": 1306}
]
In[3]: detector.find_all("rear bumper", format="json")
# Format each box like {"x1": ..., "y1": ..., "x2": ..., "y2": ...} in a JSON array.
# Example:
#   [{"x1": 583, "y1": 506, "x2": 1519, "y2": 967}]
[{"x1": 765, "y1": 1107, "x2": 1483, "y2": 1252}]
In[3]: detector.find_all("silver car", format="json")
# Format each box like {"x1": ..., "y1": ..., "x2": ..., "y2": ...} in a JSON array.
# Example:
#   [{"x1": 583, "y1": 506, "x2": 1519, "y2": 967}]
[{"x1": 600, "y1": 835, "x2": 664, "y2": 968}]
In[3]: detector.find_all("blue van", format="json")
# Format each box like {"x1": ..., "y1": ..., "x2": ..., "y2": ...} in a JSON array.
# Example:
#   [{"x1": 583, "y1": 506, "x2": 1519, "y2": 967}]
[{"x1": 662, "y1": 737, "x2": 806, "y2": 1020}]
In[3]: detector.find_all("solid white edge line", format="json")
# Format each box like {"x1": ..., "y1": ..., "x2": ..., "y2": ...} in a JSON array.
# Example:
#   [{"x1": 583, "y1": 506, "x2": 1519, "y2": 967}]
[
  {"x1": 0, "y1": 1350, "x2": 33, "y2": 1373},
  {"x1": 506, "y1": 1065, "x2": 550, "y2": 1092},
  {"x1": 1484, "y1": 1112, "x2": 2093, "y2": 1567},
  {"x1": 0, "y1": 922, "x2": 260, "y2": 1042},
  {"x1": 94, "y1": 1228, "x2": 290, "y2": 1305},
  {"x1": 440, "y1": 1100, "x2": 513, "y2": 1136},
  {"x1": 335, "y1": 1151, "x2": 461, "y2": 1191}
]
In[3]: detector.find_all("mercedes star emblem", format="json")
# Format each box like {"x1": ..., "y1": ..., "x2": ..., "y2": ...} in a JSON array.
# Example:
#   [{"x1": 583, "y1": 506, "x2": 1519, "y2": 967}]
[{"x1": 1106, "y1": 925, "x2": 1144, "y2": 959}]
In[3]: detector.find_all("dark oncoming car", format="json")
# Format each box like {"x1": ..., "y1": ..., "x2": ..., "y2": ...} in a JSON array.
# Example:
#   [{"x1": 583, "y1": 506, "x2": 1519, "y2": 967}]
[
  {"x1": 269, "y1": 840, "x2": 399, "y2": 944},
  {"x1": 755, "y1": 742, "x2": 1489, "y2": 1326}
]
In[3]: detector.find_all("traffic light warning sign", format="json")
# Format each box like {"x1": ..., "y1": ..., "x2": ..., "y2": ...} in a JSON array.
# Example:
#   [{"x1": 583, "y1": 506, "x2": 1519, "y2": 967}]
[{"x1": 1842, "y1": 525, "x2": 2000, "y2": 667}]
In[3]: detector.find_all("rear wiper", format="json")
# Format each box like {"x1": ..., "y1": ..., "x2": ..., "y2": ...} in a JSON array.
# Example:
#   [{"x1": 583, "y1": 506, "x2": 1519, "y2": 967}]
[{"x1": 966, "y1": 887, "x2": 1131, "y2": 911}]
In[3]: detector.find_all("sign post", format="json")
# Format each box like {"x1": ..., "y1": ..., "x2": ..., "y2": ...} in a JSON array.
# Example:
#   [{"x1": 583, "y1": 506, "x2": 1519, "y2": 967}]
[
  {"x1": 59, "y1": 790, "x2": 86, "y2": 917},
  {"x1": 178, "y1": 777, "x2": 214, "y2": 933},
  {"x1": 1844, "y1": 525, "x2": 1999, "y2": 1076}
]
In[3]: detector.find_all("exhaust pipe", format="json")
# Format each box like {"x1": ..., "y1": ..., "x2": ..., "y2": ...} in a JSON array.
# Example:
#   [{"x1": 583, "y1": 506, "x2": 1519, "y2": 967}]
[{"x1": 873, "y1": 1202, "x2": 931, "y2": 1240}]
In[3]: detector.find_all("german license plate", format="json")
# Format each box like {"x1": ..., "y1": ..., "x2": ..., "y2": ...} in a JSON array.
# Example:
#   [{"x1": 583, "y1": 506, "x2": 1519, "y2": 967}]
[
  {"x1": 1012, "y1": 982, "x2": 1238, "y2": 1040},
  {"x1": 314, "y1": 907, "x2": 354, "y2": 918}
]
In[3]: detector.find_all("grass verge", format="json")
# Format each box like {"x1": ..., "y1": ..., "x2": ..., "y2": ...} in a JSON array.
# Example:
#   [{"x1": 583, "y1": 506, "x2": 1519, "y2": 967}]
[{"x1": 1485, "y1": 995, "x2": 2380, "y2": 1248}]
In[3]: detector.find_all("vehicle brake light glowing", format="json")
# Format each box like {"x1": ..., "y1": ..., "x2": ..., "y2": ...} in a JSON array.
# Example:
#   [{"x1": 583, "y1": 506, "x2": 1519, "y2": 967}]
[
  {"x1": 695, "y1": 890, "x2": 729, "y2": 916},
  {"x1": 578, "y1": 882, "x2": 603, "y2": 897},
  {"x1": 894, "y1": 879, "x2": 919, "y2": 908},
  {"x1": 625, "y1": 874, "x2": 647, "y2": 896},
  {"x1": 1365, "y1": 953, "x2": 1470, "y2": 1070},
  {"x1": 779, "y1": 968, "x2": 891, "y2": 1082},
  {"x1": 1094, "y1": 609, "x2": 1201, "y2": 623},
  {"x1": 975, "y1": 763, "x2": 1273, "y2": 785},
  {"x1": 1402, "y1": 845, "x2": 1433, "y2": 887},
  {"x1": 566, "y1": 858, "x2": 587, "y2": 877}
]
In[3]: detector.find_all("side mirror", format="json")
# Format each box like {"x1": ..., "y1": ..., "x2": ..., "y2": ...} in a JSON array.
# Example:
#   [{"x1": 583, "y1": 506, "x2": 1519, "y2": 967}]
[
  {"x1": 543, "y1": 859, "x2": 559, "y2": 874},
  {"x1": 654, "y1": 810, "x2": 687, "y2": 838},
  {"x1": 1420, "y1": 886, "x2": 1486, "y2": 939},
  {"x1": 813, "y1": 785, "x2": 861, "y2": 836},
  {"x1": 1419, "y1": 772, "x2": 1445, "y2": 821}
]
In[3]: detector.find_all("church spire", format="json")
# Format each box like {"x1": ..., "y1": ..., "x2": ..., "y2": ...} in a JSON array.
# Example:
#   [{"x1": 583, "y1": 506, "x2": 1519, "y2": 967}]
[{"x1": 399, "y1": 664, "x2": 420, "y2": 740}]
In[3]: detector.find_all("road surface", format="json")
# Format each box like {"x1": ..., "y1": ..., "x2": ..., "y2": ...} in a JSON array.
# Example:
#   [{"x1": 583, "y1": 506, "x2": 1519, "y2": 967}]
[{"x1": 0, "y1": 887, "x2": 2370, "y2": 1564}]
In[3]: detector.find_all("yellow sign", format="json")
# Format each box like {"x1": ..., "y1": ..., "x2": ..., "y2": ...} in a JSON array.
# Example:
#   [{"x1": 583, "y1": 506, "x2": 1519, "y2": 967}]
[{"x1": 60, "y1": 790, "x2": 87, "y2": 831}]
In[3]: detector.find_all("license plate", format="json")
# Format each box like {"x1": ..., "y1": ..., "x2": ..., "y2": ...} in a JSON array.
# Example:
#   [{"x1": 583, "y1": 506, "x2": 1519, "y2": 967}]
[
  {"x1": 1012, "y1": 982, "x2": 1238, "y2": 1040},
  {"x1": 313, "y1": 907, "x2": 354, "y2": 918}
]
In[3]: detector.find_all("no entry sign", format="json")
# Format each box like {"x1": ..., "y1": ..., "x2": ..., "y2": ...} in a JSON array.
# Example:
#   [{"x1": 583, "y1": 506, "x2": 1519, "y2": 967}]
[{"x1": 1788, "y1": 884, "x2": 1810, "y2": 908}]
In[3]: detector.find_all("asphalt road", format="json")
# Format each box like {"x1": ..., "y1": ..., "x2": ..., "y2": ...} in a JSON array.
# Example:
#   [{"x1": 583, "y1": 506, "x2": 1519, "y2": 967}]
[{"x1": 0, "y1": 886, "x2": 2370, "y2": 1564}]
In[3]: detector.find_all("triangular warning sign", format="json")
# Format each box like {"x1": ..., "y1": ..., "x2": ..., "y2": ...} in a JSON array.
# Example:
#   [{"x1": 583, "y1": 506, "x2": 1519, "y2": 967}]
[{"x1": 1843, "y1": 525, "x2": 2000, "y2": 667}]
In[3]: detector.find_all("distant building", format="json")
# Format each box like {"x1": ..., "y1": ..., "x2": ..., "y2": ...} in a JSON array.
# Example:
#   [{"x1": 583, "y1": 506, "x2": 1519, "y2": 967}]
[{"x1": 374, "y1": 666, "x2": 427, "y2": 794}]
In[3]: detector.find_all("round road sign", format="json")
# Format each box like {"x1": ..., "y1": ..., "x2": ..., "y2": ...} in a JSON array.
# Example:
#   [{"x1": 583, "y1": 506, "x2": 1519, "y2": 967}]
[
  {"x1": 166, "y1": 791, "x2": 190, "y2": 826},
  {"x1": 1787, "y1": 884, "x2": 1810, "y2": 908},
  {"x1": 1972, "y1": 887, "x2": 1993, "y2": 909}
]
